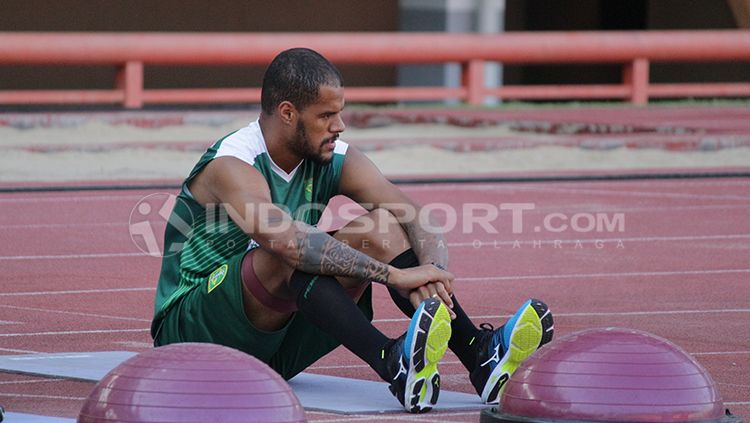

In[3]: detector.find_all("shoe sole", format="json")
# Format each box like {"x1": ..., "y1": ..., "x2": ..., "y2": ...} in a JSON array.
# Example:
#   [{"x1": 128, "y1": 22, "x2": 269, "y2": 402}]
[
  {"x1": 481, "y1": 299, "x2": 549, "y2": 404},
  {"x1": 404, "y1": 298, "x2": 452, "y2": 413}
]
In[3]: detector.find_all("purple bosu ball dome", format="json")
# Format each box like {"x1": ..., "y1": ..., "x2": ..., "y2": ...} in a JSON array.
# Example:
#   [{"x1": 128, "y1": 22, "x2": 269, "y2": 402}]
[
  {"x1": 481, "y1": 327, "x2": 742, "y2": 423},
  {"x1": 78, "y1": 343, "x2": 306, "y2": 423}
]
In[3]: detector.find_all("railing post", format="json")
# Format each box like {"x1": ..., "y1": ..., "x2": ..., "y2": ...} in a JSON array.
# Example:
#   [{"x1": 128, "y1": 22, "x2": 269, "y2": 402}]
[
  {"x1": 463, "y1": 60, "x2": 485, "y2": 106},
  {"x1": 116, "y1": 61, "x2": 144, "y2": 109},
  {"x1": 623, "y1": 58, "x2": 649, "y2": 106}
]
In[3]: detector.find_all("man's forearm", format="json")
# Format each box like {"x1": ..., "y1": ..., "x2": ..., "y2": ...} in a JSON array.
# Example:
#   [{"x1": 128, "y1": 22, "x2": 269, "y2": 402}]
[
  {"x1": 293, "y1": 229, "x2": 391, "y2": 284},
  {"x1": 402, "y1": 219, "x2": 449, "y2": 269}
]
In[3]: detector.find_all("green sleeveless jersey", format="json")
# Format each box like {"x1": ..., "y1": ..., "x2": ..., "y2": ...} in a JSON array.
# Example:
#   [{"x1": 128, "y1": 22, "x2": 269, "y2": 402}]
[{"x1": 151, "y1": 120, "x2": 348, "y2": 335}]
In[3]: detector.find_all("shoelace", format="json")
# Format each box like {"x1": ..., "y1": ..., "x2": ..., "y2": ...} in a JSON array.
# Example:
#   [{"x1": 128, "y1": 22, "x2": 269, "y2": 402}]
[
  {"x1": 479, "y1": 322, "x2": 494, "y2": 331},
  {"x1": 476, "y1": 323, "x2": 498, "y2": 349}
]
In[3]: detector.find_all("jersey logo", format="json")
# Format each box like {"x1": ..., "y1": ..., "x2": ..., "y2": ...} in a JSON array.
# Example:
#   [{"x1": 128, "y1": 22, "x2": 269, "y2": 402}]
[
  {"x1": 304, "y1": 177, "x2": 314, "y2": 202},
  {"x1": 207, "y1": 264, "x2": 228, "y2": 293}
]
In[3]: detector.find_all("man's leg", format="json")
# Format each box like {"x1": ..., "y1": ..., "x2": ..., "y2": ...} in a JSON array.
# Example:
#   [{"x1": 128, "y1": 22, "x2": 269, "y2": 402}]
[
  {"x1": 368, "y1": 214, "x2": 555, "y2": 404},
  {"x1": 240, "y1": 209, "x2": 451, "y2": 412},
  {"x1": 388, "y1": 250, "x2": 482, "y2": 366},
  {"x1": 388, "y1": 249, "x2": 554, "y2": 403},
  {"x1": 340, "y1": 210, "x2": 486, "y2": 366},
  {"x1": 331, "y1": 210, "x2": 484, "y2": 365},
  {"x1": 152, "y1": 251, "x2": 289, "y2": 365},
  {"x1": 329, "y1": 208, "x2": 452, "y2": 412},
  {"x1": 240, "y1": 247, "x2": 392, "y2": 379}
]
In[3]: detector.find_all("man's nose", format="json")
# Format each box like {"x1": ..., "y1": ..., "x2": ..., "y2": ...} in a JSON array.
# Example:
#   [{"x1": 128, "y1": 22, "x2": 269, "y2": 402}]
[{"x1": 331, "y1": 114, "x2": 345, "y2": 133}]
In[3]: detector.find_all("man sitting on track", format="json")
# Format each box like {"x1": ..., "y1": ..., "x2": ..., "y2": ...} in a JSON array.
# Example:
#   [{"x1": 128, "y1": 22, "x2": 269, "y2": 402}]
[{"x1": 150, "y1": 47, "x2": 554, "y2": 412}]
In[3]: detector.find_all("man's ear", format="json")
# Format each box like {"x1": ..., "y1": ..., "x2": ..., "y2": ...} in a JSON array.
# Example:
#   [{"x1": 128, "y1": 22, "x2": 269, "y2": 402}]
[{"x1": 277, "y1": 101, "x2": 297, "y2": 126}]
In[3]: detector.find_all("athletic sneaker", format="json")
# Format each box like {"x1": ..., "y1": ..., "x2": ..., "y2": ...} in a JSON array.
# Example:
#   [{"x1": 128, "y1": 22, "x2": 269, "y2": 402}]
[
  {"x1": 386, "y1": 297, "x2": 452, "y2": 413},
  {"x1": 469, "y1": 298, "x2": 554, "y2": 404}
]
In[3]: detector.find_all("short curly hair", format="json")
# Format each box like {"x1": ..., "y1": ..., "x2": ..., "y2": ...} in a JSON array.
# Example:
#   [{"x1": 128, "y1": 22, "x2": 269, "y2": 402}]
[{"x1": 260, "y1": 48, "x2": 343, "y2": 115}]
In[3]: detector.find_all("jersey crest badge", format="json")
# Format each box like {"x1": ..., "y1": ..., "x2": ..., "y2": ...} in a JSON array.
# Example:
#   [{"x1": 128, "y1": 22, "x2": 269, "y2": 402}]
[
  {"x1": 207, "y1": 264, "x2": 228, "y2": 293},
  {"x1": 304, "y1": 177, "x2": 314, "y2": 202}
]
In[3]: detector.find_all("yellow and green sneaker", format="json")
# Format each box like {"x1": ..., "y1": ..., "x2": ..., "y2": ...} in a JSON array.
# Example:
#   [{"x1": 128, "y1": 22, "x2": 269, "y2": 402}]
[
  {"x1": 387, "y1": 297, "x2": 452, "y2": 413},
  {"x1": 470, "y1": 298, "x2": 554, "y2": 404}
]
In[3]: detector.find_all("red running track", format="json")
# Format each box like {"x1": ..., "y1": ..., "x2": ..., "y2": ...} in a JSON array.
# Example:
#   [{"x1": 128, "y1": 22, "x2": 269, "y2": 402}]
[{"x1": 0, "y1": 177, "x2": 749, "y2": 422}]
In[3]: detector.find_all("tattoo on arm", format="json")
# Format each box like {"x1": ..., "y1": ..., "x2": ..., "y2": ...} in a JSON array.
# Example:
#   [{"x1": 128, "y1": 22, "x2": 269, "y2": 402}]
[{"x1": 295, "y1": 230, "x2": 390, "y2": 284}]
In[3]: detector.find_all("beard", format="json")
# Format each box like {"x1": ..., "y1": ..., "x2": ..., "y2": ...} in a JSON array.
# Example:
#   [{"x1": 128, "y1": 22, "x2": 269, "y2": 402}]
[{"x1": 289, "y1": 120, "x2": 334, "y2": 165}]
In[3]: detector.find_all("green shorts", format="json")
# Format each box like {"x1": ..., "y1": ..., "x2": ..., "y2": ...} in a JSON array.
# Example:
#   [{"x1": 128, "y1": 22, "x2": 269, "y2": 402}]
[{"x1": 153, "y1": 251, "x2": 374, "y2": 380}]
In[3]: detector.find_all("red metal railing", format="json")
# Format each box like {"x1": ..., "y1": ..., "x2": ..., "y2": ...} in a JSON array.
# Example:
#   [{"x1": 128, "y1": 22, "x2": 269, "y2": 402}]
[{"x1": 0, "y1": 31, "x2": 749, "y2": 108}]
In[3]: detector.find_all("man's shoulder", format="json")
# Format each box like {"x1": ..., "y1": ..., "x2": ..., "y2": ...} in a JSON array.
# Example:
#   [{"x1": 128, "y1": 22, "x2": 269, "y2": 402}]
[{"x1": 214, "y1": 121, "x2": 266, "y2": 165}]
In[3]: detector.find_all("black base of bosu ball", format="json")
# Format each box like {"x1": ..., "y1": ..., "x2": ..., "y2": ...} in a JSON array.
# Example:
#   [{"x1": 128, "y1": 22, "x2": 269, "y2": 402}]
[
  {"x1": 480, "y1": 328, "x2": 743, "y2": 423},
  {"x1": 480, "y1": 408, "x2": 743, "y2": 423}
]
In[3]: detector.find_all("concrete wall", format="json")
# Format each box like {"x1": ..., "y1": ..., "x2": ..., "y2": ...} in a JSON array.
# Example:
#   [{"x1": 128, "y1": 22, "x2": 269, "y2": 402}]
[
  {"x1": 0, "y1": 0, "x2": 400, "y2": 91},
  {"x1": 504, "y1": 0, "x2": 749, "y2": 89},
  {"x1": 647, "y1": 0, "x2": 750, "y2": 83}
]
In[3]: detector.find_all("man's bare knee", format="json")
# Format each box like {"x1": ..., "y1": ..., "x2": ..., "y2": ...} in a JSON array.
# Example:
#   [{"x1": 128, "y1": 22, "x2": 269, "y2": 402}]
[
  {"x1": 239, "y1": 249, "x2": 297, "y2": 331},
  {"x1": 246, "y1": 248, "x2": 295, "y2": 299}
]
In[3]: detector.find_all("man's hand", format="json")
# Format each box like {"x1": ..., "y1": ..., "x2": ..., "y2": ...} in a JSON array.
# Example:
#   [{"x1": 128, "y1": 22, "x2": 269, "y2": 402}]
[
  {"x1": 408, "y1": 281, "x2": 456, "y2": 320},
  {"x1": 387, "y1": 264, "x2": 453, "y2": 292},
  {"x1": 387, "y1": 264, "x2": 456, "y2": 319}
]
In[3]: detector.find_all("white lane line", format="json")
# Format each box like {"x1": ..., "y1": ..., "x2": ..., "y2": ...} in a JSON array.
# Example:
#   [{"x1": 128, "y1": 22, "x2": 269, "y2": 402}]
[
  {"x1": 6, "y1": 354, "x2": 92, "y2": 361},
  {"x1": 0, "y1": 379, "x2": 63, "y2": 385},
  {"x1": 693, "y1": 351, "x2": 750, "y2": 356},
  {"x1": 530, "y1": 180, "x2": 750, "y2": 188},
  {"x1": 511, "y1": 185, "x2": 750, "y2": 201},
  {"x1": 400, "y1": 184, "x2": 515, "y2": 193},
  {"x1": 0, "y1": 347, "x2": 39, "y2": 354},
  {"x1": 0, "y1": 320, "x2": 21, "y2": 325},
  {"x1": 400, "y1": 179, "x2": 750, "y2": 187},
  {"x1": 1, "y1": 203, "x2": 747, "y2": 231},
  {"x1": 447, "y1": 233, "x2": 750, "y2": 248},
  {"x1": 726, "y1": 401, "x2": 750, "y2": 406},
  {"x1": 0, "y1": 222, "x2": 127, "y2": 230},
  {"x1": 0, "y1": 328, "x2": 148, "y2": 337},
  {"x1": 0, "y1": 304, "x2": 151, "y2": 322},
  {"x1": 717, "y1": 382, "x2": 750, "y2": 389},
  {"x1": 403, "y1": 182, "x2": 750, "y2": 201},
  {"x1": 0, "y1": 194, "x2": 149, "y2": 204},
  {"x1": 3, "y1": 232, "x2": 748, "y2": 261},
  {"x1": 459, "y1": 268, "x2": 750, "y2": 282},
  {"x1": 0, "y1": 269, "x2": 745, "y2": 298},
  {"x1": 2, "y1": 181, "x2": 744, "y2": 203},
  {"x1": 0, "y1": 392, "x2": 86, "y2": 400},
  {"x1": 0, "y1": 252, "x2": 145, "y2": 261},
  {"x1": 531, "y1": 309, "x2": 750, "y2": 318},
  {"x1": 372, "y1": 308, "x2": 750, "y2": 324},
  {"x1": 527, "y1": 203, "x2": 750, "y2": 213},
  {"x1": 0, "y1": 287, "x2": 153, "y2": 297}
]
